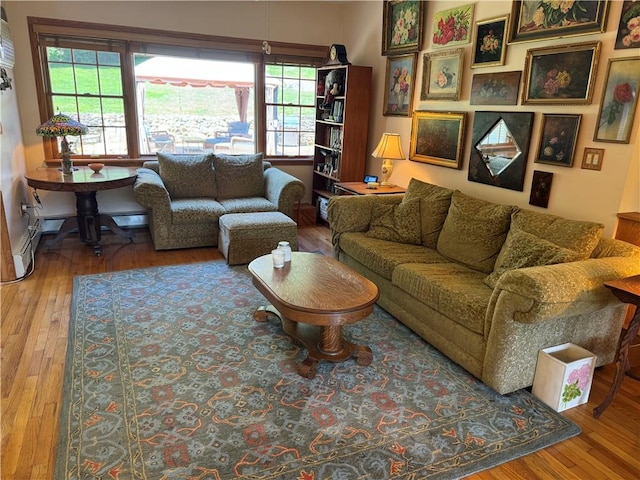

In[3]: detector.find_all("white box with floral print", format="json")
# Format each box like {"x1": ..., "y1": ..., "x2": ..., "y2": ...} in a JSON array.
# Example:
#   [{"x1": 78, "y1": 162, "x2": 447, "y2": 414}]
[{"x1": 532, "y1": 343, "x2": 596, "y2": 412}]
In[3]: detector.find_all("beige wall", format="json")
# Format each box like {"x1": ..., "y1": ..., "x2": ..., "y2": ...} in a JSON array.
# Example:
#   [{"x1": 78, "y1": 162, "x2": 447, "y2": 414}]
[
  {"x1": 5, "y1": 1, "x2": 640, "y2": 236},
  {"x1": 345, "y1": 0, "x2": 639, "y2": 238}
]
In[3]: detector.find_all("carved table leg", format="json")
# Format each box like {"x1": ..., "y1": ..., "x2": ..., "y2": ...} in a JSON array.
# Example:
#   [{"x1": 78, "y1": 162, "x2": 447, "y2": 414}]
[{"x1": 593, "y1": 309, "x2": 640, "y2": 418}]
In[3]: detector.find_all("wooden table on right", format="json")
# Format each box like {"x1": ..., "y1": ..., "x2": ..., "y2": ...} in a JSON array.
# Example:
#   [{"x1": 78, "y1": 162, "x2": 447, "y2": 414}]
[
  {"x1": 248, "y1": 252, "x2": 379, "y2": 379},
  {"x1": 593, "y1": 275, "x2": 640, "y2": 418}
]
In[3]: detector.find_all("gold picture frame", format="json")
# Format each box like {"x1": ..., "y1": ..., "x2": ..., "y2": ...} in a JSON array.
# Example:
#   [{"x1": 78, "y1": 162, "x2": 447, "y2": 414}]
[
  {"x1": 521, "y1": 41, "x2": 600, "y2": 105},
  {"x1": 471, "y1": 15, "x2": 509, "y2": 68},
  {"x1": 382, "y1": 0, "x2": 424, "y2": 55},
  {"x1": 421, "y1": 48, "x2": 464, "y2": 101},
  {"x1": 410, "y1": 111, "x2": 466, "y2": 169}
]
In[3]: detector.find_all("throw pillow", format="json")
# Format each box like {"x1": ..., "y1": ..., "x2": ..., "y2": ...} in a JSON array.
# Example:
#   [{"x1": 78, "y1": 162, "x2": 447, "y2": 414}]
[
  {"x1": 402, "y1": 178, "x2": 453, "y2": 249},
  {"x1": 437, "y1": 191, "x2": 514, "y2": 274},
  {"x1": 157, "y1": 153, "x2": 216, "y2": 199},
  {"x1": 484, "y1": 228, "x2": 583, "y2": 288},
  {"x1": 366, "y1": 198, "x2": 421, "y2": 245},
  {"x1": 213, "y1": 153, "x2": 265, "y2": 200},
  {"x1": 511, "y1": 209, "x2": 604, "y2": 259}
]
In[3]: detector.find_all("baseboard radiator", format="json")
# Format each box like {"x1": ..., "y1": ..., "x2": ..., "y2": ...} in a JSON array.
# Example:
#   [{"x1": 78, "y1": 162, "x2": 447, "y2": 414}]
[{"x1": 13, "y1": 218, "x2": 42, "y2": 277}]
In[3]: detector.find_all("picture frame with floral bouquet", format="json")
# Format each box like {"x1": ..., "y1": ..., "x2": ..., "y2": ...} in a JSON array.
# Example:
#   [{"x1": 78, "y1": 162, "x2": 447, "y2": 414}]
[
  {"x1": 383, "y1": 53, "x2": 417, "y2": 117},
  {"x1": 615, "y1": 1, "x2": 640, "y2": 50},
  {"x1": 529, "y1": 171, "x2": 554, "y2": 209},
  {"x1": 521, "y1": 41, "x2": 600, "y2": 105},
  {"x1": 535, "y1": 114, "x2": 582, "y2": 167},
  {"x1": 508, "y1": 0, "x2": 609, "y2": 44},
  {"x1": 594, "y1": 56, "x2": 640, "y2": 144},
  {"x1": 432, "y1": 3, "x2": 474, "y2": 48},
  {"x1": 471, "y1": 15, "x2": 509, "y2": 68},
  {"x1": 409, "y1": 111, "x2": 466, "y2": 169},
  {"x1": 382, "y1": 0, "x2": 424, "y2": 56},
  {"x1": 470, "y1": 71, "x2": 521, "y2": 105},
  {"x1": 420, "y1": 48, "x2": 463, "y2": 101}
]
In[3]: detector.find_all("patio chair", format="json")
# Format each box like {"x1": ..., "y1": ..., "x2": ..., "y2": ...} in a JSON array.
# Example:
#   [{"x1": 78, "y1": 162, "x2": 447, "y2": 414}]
[
  {"x1": 148, "y1": 130, "x2": 176, "y2": 152},
  {"x1": 205, "y1": 121, "x2": 250, "y2": 149}
]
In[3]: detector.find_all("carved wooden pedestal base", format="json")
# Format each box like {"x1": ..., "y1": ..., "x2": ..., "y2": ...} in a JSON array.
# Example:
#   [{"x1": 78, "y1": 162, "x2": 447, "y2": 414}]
[{"x1": 254, "y1": 305, "x2": 373, "y2": 379}]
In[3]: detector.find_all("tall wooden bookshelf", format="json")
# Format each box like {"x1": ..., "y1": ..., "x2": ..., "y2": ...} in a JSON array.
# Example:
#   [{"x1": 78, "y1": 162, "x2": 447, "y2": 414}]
[{"x1": 313, "y1": 64, "x2": 372, "y2": 221}]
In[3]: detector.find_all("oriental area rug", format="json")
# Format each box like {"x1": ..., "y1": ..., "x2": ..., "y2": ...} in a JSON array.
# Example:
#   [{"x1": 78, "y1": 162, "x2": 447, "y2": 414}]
[{"x1": 56, "y1": 261, "x2": 580, "y2": 479}]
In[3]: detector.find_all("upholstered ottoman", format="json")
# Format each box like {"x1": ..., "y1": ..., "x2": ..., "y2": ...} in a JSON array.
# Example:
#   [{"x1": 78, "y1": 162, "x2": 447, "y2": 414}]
[{"x1": 218, "y1": 212, "x2": 298, "y2": 265}]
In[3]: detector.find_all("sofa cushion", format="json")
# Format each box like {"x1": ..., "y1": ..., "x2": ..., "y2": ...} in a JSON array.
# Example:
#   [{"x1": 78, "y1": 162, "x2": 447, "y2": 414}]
[
  {"x1": 366, "y1": 198, "x2": 421, "y2": 245},
  {"x1": 484, "y1": 228, "x2": 583, "y2": 288},
  {"x1": 170, "y1": 198, "x2": 226, "y2": 225},
  {"x1": 218, "y1": 197, "x2": 278, "y2": 214},
  {"x1": 392, "y1": 262, "x2": 491, "y2": 335},
  {"x1": 213, "y1": 153, "x2": 265, "y2": 200},
  {"x1": 437, "y1": 191, "x2": 513, "y2": 274},
  {"x1": 511, "y1": 209, "x2": 603, "y2": 259},
  {"x1": 401, "y1": 178, "x2": 453, "y2": 249},
  {"x1": 340, "y1": 232, "x2": 450, "y2": 280},
  {"x1": 158, "y1": 153, "x2": 217, "y2": 199}
]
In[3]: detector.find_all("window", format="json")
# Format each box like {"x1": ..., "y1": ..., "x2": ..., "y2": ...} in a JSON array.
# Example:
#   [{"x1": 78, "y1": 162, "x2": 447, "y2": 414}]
[
  {"x1": 29, "y1": 17, "x2": 327, "y2": 162},
  {"x1": 44, "y1": 44, "x2": 126, "y2": 156},
  {"x1": 134, "y1": 54, "x2": 256, "y2": 156},
  {"x1": 265, "y1": 63, "x2": 316, "y2": 157}
]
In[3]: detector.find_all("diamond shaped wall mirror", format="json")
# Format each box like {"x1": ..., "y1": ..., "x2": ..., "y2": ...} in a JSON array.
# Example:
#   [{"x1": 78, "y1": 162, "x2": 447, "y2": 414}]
[{"x1": 468, "y1": 111, "x2": 535, "y2": 191}]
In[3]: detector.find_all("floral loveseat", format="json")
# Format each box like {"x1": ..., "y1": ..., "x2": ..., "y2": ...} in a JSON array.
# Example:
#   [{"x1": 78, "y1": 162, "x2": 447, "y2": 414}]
[
  {"x1": 133, "y1": 152, "x2": 305, "y2": 250},
  {"x1": 328, "y1": 178, "x2": 640, "y2": 394}
]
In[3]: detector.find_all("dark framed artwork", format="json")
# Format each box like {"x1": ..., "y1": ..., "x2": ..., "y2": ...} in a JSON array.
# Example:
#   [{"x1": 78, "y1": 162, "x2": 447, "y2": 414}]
[
  {"x1": 508, "y1": 0, "x2": 610, "y2": 44},
  {"x1": 535, "y1": 114, "x2": 582, "y2": 167},
  {"x1": 581, "y1": 148, "x2": 604, "y2": 171},
  {"x1": 594, "y1": 56, "x2": 640, "y2": 144},
  {"x1": 471, "y1": 15, "x2": 509, "y2": 68},
  {"x1": 468, "y1": 111, "x2": 535, "y2": 191},
  {"x1": 522, "y1": 41, "x2": 600, "y2": 105},
  {"x1": 432, "y1": 3, "x2": 474, "y2": 48},
  {"x1": 470, "y1": 71, "x2": 521, "y2": 105},
  {"x1": 529, "y1": 171, "x2": 554, "y2": 208},
  {"x1": 383, "y1": 53, "x2": 417, "y2": 117},
  {"x1": 409, "y1": 111, "x2": 466, "y2": 169},
  {"x1": 420, "y1": 48, "x2": 463, "y2": 101},
  {"x1": 382, "y1": 0, "x2": 424, "y2": 55},
  {"x1": 615, "y1": 1, "x2": 640, "y2": 50}
]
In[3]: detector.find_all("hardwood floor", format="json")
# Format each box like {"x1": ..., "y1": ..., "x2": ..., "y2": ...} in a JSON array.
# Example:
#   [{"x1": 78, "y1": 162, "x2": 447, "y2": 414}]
[{"x1": 1, "y1": 225, "x2": 638, "y2": 479}]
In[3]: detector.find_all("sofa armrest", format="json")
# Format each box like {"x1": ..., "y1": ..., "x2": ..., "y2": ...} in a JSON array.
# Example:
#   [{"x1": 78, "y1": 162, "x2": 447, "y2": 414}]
[
  {"x1": 263, "y1": 168, "x2": 305, "y2": 218},
  {"x1": 132, "y1": 167, "x2": 170, "y2": 209},
  {"x1": 487, "y1": 255, "x2": 640, "y2": 325},
  {"x1": 327, "y1": 194, "x2": 403, "y2": 256}
]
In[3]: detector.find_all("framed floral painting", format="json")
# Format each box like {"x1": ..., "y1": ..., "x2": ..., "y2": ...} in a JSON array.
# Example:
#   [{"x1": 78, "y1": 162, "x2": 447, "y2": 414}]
[
  {"x1": 432, "y1": 3, "x2": 474, "y2": 48},
  {"x1": 471, "y1": 15, "x2": 509, "y2": 68},
  {"x1": 410, "y1": 111, "x2": 466, "y2": 169},
  {"x1": 615, "y1": 1, "x2": 640, "y2": 50},
  {"x1": 508, "y1": 0, "x2": 609, "y2": 44},
  {"x1": 382, "y1": 0, "x2": 424, "y2": 55},
  {"x1": 529, "y1": 171, "x2": 553, "y2": 208},
  {"x1": 594, "y1": 57, "x2": 640, "y2": 144},
  {"x1": 522, "y1": 41, "x2": 600, "y2": 105},
  {"x1": 420, "y1": 48, "x2": 463, "y2": 101},
  {"x1": 470, "y1": 71, "x2": 521, "y2": 105},
  {"x1": 535, "y1": 114, "x2": 582, "y2": 167},
  {"x1": 383, "y1": 53, "x2": 417, "y2": 117}
]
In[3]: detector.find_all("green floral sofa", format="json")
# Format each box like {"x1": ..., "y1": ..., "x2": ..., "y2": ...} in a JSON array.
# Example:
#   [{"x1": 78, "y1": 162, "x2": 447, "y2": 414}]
[
  {"x1": 328, "y1": 178, "x2": 640, "y2": 394},
  {"x1": 133, "y1": 152, "x2": 305, "y2": 250}
]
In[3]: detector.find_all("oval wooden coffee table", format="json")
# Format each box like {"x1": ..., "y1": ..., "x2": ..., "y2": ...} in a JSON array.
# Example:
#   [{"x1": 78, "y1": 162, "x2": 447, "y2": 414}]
[{"x1": 248, "y1": 252, "x2": 379, "y2": 378}]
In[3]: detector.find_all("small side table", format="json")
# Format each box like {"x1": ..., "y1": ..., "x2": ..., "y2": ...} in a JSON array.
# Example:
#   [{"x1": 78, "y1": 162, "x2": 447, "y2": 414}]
[
  {"x1": 335, "y1": 181, "x2": 406, "y2": 196},
  {"x1": 25, "y1": 166, "x2": 138, "y2": 256},
  {"x1": 593, "y1": 275, "x2": 640, "y2": 418}
]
